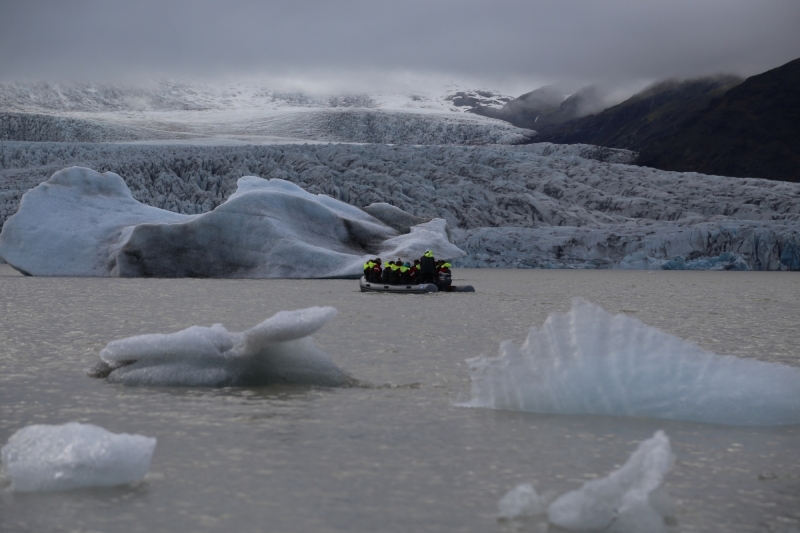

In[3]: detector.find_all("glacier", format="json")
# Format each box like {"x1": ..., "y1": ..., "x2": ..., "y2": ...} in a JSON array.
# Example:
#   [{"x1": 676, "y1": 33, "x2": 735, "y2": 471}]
[
  {"x1": 1, "y1": 423, "x2": 156, "y2": 492},
  {"x1": 86, "y1": 306, "x2": 352, "y2": 387},
  {"x1": 1, "y1": 142, "x2": 798, "y2": 271},
  {"x1": 463, "y1": 298, "x2": 800, "y2": 425},
  {"x1": 0, "y1": 166, "x2": 464, "y2": 277},
  {"x1": 497, "y1": 431, "x2": 674, "y2": 532}
]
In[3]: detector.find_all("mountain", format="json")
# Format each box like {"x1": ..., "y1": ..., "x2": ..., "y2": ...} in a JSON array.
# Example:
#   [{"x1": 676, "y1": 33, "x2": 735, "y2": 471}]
[
  {"x1": 471, "y1": 84, "x2": 620, "y2": 129},
  {"x1": 532, "y1": 75, "x2": 743, "y2": 151},
  {"x1": 637, "y1": 58, "x2": 800, "y2": 182}
]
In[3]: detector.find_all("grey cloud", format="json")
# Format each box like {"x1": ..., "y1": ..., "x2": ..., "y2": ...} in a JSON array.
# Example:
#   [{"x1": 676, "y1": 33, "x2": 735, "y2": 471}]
[{"x1": 1, "y1": 0, "x2": 799, "y2": 90}]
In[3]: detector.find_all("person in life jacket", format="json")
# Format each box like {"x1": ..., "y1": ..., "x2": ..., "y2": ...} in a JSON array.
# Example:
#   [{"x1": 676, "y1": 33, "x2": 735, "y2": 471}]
[
  {"x1": 388, "y1": 261, "x2": 401, "y2": 284},
  {"x1": 409, "y1": 259, "x2": 421, "y2": 283},
  {"x1": 437, "y1": 261, "x2": 452, "y2": 289},
  {"x1": 363, "y1": 259, "x2": 374, "y2": 280},
  {"x1": 369, "y1": 258, "x2": 382, "y2": 282},
  {"x1": 419, "y1": 250, "x2": 436, "y2": 284},
  {"x1": 399, "y1": 262, "x2": 412, "y2": 284},
  {"x1": 381, "y1": 261, "x2": 391, "y2": 284}
]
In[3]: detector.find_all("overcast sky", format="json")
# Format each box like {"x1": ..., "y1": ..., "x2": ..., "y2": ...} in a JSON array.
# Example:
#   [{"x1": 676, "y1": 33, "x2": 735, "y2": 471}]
[{"x1": 1, "y1": 0, "x2": 799, "y2": 93}]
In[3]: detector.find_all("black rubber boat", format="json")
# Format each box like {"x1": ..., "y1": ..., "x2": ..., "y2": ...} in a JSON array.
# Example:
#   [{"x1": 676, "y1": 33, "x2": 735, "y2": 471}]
[{"x1": 359, "y1": 276, "x2": 475, "y2": 293}]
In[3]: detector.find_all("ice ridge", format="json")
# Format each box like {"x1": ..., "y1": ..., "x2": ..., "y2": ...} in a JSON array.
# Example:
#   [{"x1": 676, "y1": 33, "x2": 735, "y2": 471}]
[
  {"x1": 87, "y1": 306, "x2": 353, "y2": 387},
  {"x1": 1, "y1": 423, "x2": 156, "y2": 492},
  {"x1": 464, "y1": 298, "x2": 800, "y2": 425}
]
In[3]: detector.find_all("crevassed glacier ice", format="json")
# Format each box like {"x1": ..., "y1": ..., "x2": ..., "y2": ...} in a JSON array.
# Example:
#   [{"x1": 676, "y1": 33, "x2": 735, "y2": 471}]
[
  {"x1": 87, "y1": 306, "x2": 352, "y2": 387},
  {"x1": 463, "y1": 298, "x2": 800, "y2": 425},
  {"x1": 547, "y1": 430, "x2": 674, "y2": 533},
  {"x1": 0, "y1": 166, "x2": 464, "y2": 277},
  {"x1": 2, "y1": 143, "x2": 798, "y2": 270},
  {"x1": 1, "y1": 422, "x2": 156, "y2": 492}
]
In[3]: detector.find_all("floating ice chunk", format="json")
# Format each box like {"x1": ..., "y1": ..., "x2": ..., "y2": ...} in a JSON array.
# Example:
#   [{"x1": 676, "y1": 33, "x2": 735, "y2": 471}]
[
  {"x1": 547, "y1": 431, "x2": 674, "y2": 533},
  {"x1": 463, "y1": 298, "x2": 800, "y2": 425},
  {"x1": 0, "y1": 167, "x2": 464, "y2": 278},
  {"x1": 1, "y1": 423, "x2": 156, "y2": 492},
  {"x1": 89, "y1": 306, "x2": 352, "y2": 387},
  {"x1": 497, "y1": 483, "x2": 546, "y2": 519}
]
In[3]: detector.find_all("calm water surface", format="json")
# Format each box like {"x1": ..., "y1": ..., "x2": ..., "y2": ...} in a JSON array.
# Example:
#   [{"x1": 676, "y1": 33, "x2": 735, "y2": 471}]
[{"x1": 1, "y1": 266, "x2": 799, "y2": 532}]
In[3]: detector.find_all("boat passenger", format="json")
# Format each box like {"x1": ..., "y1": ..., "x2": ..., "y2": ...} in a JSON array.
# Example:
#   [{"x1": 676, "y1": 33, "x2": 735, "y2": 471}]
[
  {"x1": 399, "y1": 262, "x2": 411, "y2": 284},
  {"x1": 419, "y1": 250, "x2": 436, "y2": 284},
  {"x1": 381, "y1": 262, "x2": 391, "y2": 284},
  {"x1": 437, "y1": 261, "x2": 452, "y2": 289},
  {"x1": 388, "y1": 261, "x2": 400, "y2": 284},
  {"x1": 410, "y1": 259, "x2": 420, "y2": 283},
  {"x1": 369, "y1": 258, "x2": 382, "y2": 282}
]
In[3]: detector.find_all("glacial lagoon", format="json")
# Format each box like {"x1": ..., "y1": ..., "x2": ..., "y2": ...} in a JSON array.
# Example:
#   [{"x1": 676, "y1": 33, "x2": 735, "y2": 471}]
[{"x1": 1, "y1": 266, "x2": 799, "y2": 532}]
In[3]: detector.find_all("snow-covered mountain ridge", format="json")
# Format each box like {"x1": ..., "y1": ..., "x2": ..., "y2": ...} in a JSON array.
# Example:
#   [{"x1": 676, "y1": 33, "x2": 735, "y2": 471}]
[{"x1": 1, "y1": 142, "x2": 797, "y2": 270}]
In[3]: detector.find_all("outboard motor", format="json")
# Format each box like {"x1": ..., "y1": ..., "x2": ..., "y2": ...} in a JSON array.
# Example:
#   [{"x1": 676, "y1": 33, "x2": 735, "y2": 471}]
[{"x1": 437, "y1": 271, "x2": 452, "y2": 290}]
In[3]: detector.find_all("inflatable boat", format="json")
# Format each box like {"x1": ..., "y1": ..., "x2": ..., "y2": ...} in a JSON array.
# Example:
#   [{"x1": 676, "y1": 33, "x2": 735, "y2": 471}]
[{"x1": 359, "y1": 276, "x2": 475, "y2": 293}]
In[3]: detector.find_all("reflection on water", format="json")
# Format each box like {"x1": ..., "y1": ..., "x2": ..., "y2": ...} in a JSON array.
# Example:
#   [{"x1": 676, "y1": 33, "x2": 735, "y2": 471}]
[{"x1": 1, "y1": 265, "x2": 799, "y2": 532}]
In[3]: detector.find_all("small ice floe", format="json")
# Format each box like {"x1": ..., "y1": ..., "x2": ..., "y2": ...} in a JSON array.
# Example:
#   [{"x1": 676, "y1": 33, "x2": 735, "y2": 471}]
[
  {"x1": 463, "y1": 298, "x2": 800, "y2": 425},
  {"x1": 547, "y1": 431, "x2": 675, "y2": 533},
  {"x1": 1, "y1": 422, "x2": 156, "y2": 492},
  {"x1": 497, "y1": 431, "x2": 675, "y2": 533},
  {"x1": 87, "y1": 306, "x2": 353, "y2": 387},
  {"x1": 497, "y1": 482, "x2": 547, "y2": 520}
]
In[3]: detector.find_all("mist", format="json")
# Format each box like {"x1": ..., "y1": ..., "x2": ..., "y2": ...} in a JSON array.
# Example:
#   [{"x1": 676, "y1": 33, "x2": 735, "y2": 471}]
[{"x1": 1, "y1": 0, "x2": 799, "y2": 95}]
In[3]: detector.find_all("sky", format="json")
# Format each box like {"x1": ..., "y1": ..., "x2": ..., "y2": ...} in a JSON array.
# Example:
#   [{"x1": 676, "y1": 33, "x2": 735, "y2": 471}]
[{"x1": 1, "y1": 0, "x2": 799, "y2": 95}]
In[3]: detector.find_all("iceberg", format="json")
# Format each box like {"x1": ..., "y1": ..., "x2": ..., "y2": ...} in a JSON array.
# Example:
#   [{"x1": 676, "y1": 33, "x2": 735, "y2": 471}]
[
  {"x1": 0, "y1": 166, "x2": 464, "y2": 277},
  {"x1": 497, "y1": 483, "x2": 547, "y2": 520},
  {"x1": 87, "y1": 306, "x2": 353, "y2": 387},
  {"x1": 496, "y1": 431, "x2": 674, "y2": 531},
  {"x1": 1, "y1": 422, "x2": 156, "y2": 492},
  {"x1": 547, "y1": 431, "x2": 674, "y2": 532},
  {"x1": 463, "y1": 298, "x2": 800, "y2": 425}
]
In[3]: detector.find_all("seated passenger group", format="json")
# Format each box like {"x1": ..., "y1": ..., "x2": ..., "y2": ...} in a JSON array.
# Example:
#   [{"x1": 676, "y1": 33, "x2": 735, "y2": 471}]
[{"x1": 363, "y1": 250, "x2": 452, "y2": 288}]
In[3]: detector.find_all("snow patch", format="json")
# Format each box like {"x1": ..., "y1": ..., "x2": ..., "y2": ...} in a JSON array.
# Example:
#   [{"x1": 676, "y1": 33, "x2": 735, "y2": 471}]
[
  {"x1": 463, "y1": 298, "x2": 800, "y2": 425},
  {"x1": 87, "y1": 306, "x2": 352, "y2": 387},
  {"x1": 1, "y1": 423, "x2": 155, "y2": 492}
]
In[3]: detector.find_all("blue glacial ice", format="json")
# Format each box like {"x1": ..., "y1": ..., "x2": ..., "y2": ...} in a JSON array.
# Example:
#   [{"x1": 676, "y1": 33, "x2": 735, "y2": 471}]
[
  {"x1": 463, "y1": 298, "x2": 800, "y2": 425},
  {"x1": 0, "y1": 166, "x2": 464, "y2": 277},
  {"x1": 88, "y1": 306, "x2": 352, "y2": 387},
  {"x1": 1, "y1": 423, "x2": 156, "y2": 492},
  {"x1": 498, "y1": 431, "x2": 675, "y2": 532}
]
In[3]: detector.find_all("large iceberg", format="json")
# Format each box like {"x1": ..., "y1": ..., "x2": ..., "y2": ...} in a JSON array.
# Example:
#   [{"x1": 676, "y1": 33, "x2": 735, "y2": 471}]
[
  {"x1": 463, "y1": 298, "x2": 800, "y2": 425},
  {"x1": 87, "y1": 306, "x2": 353, "y2": 387},
  {"x1": 0, "y1": 166, "x2": 463, "y2": 277},
  {"x1": 1, "y1": 423, "x2": 156, "y2": 492},
  {"x1": 497, "y1": 431, "x2": 675, "y2": 532}
]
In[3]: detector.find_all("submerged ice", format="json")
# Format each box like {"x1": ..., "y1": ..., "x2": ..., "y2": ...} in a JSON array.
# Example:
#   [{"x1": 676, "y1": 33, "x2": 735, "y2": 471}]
[
  {"x1": 0, "y1": 166, "x2": 464, "y2": 277},
  {"x1": 498, "y1": 431, "x2": 675, "y2": 533},
  {"x1": 88, "y1": 306, "x2": 352, "y2": 387},
  {"x1": 464, "y1": 298, "x2": 800, "y2": 426},
  {"x1": 1, "y1": 423, "x2": 156, "y2": 492}
]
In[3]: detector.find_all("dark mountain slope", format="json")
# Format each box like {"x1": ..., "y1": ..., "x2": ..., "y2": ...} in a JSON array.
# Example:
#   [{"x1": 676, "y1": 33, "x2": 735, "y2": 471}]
[
  {"x1": 637, "y1": 58, "x2": 800, "y2": 182},
  {"x1": 533, "y1": 76, "x2": 742, "y2": 151},
  {"x1": 471, "y1": 84, "x2": 619, "y2": 130}
]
